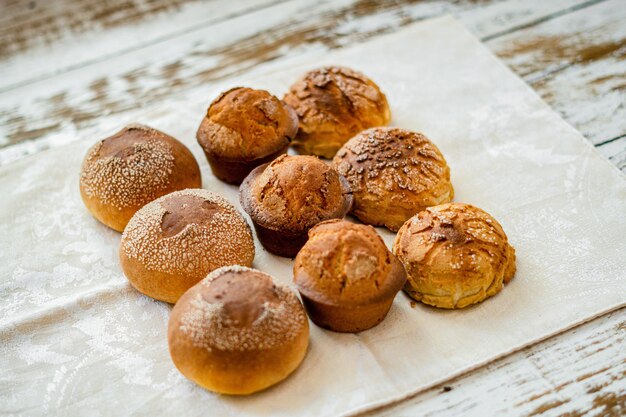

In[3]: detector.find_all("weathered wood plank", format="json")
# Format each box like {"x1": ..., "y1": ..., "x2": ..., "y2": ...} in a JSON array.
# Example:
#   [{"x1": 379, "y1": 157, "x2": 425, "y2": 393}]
[
  {"x1": 487, "y1": 0, "x2": 626, "y2": 145},
  {"x1": 0, "y1": 0, "x2": 600, "y2": 164},
  {"x1": 364, "y1": 309, "x2": 626, "y2": 417},
  {"x1": 597, "y1": 136, "x2": 626, "y2": 173},
  {"x1": 0, "y1": 0, "x2": 281, "y2": 90}
]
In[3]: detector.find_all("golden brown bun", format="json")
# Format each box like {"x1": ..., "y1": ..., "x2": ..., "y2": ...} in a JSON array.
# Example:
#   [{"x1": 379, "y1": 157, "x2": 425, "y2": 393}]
[
  {"x1": 393, "y1": 203, "x2": 516, "y2": 309},
  {"x1": 80, "y1": 124, "x2": 201, "y2": 232},
  {"x1": 333, "y1": 127, "x2": 454, "y2": 232},
  {"x1": 197, "y1": 87, "x2": 298, "y2": 184},
  {"x1": 168, "y1": 266, "x2": 309, "y2": 395},
  {"x1": 119, "y1": 189, "x2": 254, "y2": 303},
  {"x1": 283, "y1": 66, "x2": 390, "y2": 158},
  {"x1": 294, "y1": 220, "x2": 406, "y2": 332},
  {"x1": 240, "y1": 154, "x2": 353, "y2": 257}
]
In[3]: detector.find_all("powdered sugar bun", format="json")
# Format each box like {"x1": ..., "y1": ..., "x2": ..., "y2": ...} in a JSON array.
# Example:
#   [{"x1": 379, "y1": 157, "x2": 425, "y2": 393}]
[
  {"x1": 168, "y1": 266, "x2": 309, "y2": 395},
  {"x1": 79, "y1": 124, "x2": 201, "y2": 232},
  {"x1": 119, "y1": 189, "x2": 255, "y2": 303}
]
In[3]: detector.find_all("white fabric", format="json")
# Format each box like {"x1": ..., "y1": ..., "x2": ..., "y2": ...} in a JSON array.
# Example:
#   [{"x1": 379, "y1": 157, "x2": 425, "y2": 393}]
[{"x1": 1, "y1": 16, "x2": 625, "y2": 417}]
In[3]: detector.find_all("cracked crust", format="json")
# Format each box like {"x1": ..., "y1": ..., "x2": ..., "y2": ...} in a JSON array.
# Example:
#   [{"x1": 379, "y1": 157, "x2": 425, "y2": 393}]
[
  {"x1": 333, "y1": 127, "x2": 454, "y2": 231},
  {"x1": 293, "y1": 219, "x2": 406, "y2": 332},
  {"x1": 393, "y1": 203, "x2": 516, "y2": 309},
  {"x1": 284, "y1": 66, "x2": 390, "y2": 158}
]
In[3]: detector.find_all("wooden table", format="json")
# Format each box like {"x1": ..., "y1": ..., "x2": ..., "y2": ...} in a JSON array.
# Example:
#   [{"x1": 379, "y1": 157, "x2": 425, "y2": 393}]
[{"x1": 1, "y1": 1, "x2": 624, "y2": 415}]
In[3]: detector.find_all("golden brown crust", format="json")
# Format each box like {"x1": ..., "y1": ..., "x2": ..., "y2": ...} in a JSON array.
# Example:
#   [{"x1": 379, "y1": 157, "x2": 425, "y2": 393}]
[
  {"x1": 119, "y1": 189, "x2": 255, "y2": 303},
  {"x1": 333, "y1": 127, "x2": 454, "y2": 231},
  {"x1": 283, "y1": 66, "x2": 390, "y2": 158},
  {"x1": 293, "y1": 219, "x2": 406, "y2": 332},
  {"x1": 240, "y1": 154, "x2": 353, "y2": 234},
  {"x1": 79, "y1": 124, "x2": 201, "y2": 232},
  {"x1": 197, "y1": 87, "x2": 297, "y2": 166},
  {"x1": 168, "y1": 266, "x2": 309, "y2": 395},
  {"x1": 393, "y1": 203, "x2": 516, "y2": 309}
]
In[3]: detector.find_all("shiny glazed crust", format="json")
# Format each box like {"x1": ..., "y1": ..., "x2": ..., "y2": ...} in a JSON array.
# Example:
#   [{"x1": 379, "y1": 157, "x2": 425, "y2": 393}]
[
  {"x1": 284, "y1": 66, "x2": 390, "y2": 158},
  {"x1": 393, "y1": 203, "x2": 516, "y2": 309},
  {"x1": 333, "y1": 127, "x2": 454, "y2": 231}
]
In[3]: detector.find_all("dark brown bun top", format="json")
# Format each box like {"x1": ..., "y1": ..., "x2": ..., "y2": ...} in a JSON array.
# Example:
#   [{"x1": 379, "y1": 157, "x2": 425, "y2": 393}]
[
  {"x1": 121, "y1": 189, "x2": 254, "y2": 276},
  {"x1": 173, "y1": 265, "x2": 307, "y2": 352},
  {"x1": 294, "y1": 219, "x2": 406, "y2": 306},
  {"x1": 240, "y1": 154, "x2": 353, "y2": 233},
  {"x1": 197, "y1": 87, "x2": 298, "y2": 161},
  {"x1": 80, "y1": 124, "x2": 200, "y2": 212},
  {"x1": 283, "y1": 66, "x2": 390, "y2": 158}
]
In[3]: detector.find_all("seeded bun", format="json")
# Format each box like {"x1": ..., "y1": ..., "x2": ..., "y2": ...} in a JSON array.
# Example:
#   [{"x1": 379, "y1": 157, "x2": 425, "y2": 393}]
[
  {"x1": 333, "y1": 127, "x2": 454, "y2": 231},
  {"x1": 168, "y1": 266, "x2": 309, "y2": 395},
  {"x1": 79, "y1": 124, "x2": 201, "y2": 232},
  {"x1": 197, "y1": 87, "x2": 298, "y2": 184},
  {"x1": 283, "y1": 66, "x2": 390, "y2": 158},
  {"x1": 393, "y1": 203, "x2": 516, "y2": 309},
  {"x1": 119, "y1": 189, "x2": 254, "y2": 303},
  {"x1": 240, "y1": 154, "x2": 353, "y2": 257},
  {"x1": 294, "y1": 220, "x2": 406, "y2": 332}
]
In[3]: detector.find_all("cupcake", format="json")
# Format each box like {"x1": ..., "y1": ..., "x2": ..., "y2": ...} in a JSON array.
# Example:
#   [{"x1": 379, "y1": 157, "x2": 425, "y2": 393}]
[
  {"x1": 197, "y1": 87, "x2": 298, "y2": 184},
  {"x1": 293, "y1": 220, "x2": 406, "y2": 332},
  {"x1": 240, "y1": 154, "x2": 352, "y2": 257}
]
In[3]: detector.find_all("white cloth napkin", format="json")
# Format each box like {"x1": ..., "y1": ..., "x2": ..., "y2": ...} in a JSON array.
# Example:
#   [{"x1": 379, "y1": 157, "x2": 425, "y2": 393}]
[{"x1": 1, "y1": 16, "x2": 625, "y2": 417}]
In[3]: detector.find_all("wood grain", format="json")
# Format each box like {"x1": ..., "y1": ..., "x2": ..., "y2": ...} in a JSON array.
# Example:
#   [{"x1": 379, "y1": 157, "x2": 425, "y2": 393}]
[
  {"x1": 363, "y1": 308, "x2": 625, "y2": 417},
  {"x1": 3, "y1": 0, "x2": 616, "y2": 165}
]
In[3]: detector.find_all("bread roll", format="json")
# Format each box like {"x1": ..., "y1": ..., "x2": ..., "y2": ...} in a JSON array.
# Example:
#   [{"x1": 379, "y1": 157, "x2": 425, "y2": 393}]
[
  {"x1": 284, "y1": 66, "x2": 390, "y2": 158},
  {"x1": 393, "y1": 203, "x2": 516, "y2": 309},
  {"x1": 197, "y1": 87, "x2": 298, "y2": 184},
  {"x1": 120, "y1": 189, "x2": 254, "y2": 303},
  {"x1": 168, "y1": 266, "x2": 309, "y2": 395},
  {"x1": 333, "y1": 127, "x2": 453, "y2": 231},
  {"x1": 294, "y1": 220, "x2": 406, "y2": 332},
  {"x1": 80, "y1": 124, "x2": 201, "y2": 232},
  {"x1": 240, "y1": 154, "x2": 353, "y2": 257}
]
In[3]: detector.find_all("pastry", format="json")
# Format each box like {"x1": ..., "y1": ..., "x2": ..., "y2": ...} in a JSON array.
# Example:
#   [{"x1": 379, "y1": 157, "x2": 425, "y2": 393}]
[
  {"x1": 294, "y1": 220, "x2": 406, "y2": 332},
  {"x1": 240, "y1": 154, "x2": 352, "y2": 257},
  {"x1": 393, "y1": 203, "x2": 516, "y2": 309},
  {"x1": 119, "y1": 189, "x2": 254, "y2": 303},
  {"x1": 168, "y1": 265, "x2": 309, "y2": 395},
  {"x1": 333, "y1": 127, "x2": 453, "y2": 231},
  {"x1": 283, "y1": 66, "x2": 390, "y2": 158},
  {"x1": 80, "y1": 124, "x2": 201, "y2": 232},
  {"x1": 196, "y1": 87, "x2": 298, "y2": 184}
]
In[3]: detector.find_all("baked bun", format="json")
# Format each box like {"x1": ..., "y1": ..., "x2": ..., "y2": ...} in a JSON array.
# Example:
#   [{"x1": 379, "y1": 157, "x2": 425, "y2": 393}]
[
  {"x1": 283, "y1": 66, "x2": 390, "y2": 158},
  {"x1": 168, "y1": 266, "x2": 309, "y2": 395},
  {"x1": 119, "y1": 189, "x2": 254, "y2": 303},
  {"x1": 294, "y1": 220, "x2": 406, "y2": 332},
  {"x1": 240, "y1": 154, "x2": 353, "y2": 257},
  {"x1": 393, "y1": 203, "x2": 516, "y2": 309},
  {"x1": 197, "y1": 87, "x2": 298, "y2": 184},
  {"x1": 333, "y1": 127, "x2": 453, "y2": 231},
  {"x1": 80, "y1": 124, "x2": 201, "y2": 231}
]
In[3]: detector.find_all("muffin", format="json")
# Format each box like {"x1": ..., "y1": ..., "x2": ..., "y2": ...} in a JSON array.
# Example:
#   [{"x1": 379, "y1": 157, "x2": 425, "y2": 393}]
[
  {"x1": 393, "y1": 203, "x2": 516, "y2": 309},
  {"x1": 196, "y1": 87, "x2": 298, "y2": 184},
  {"x1": 333, "y1": 127, "x2": 454, "y2": 231},
  {"x1": 283, "y1": 66, "x2": 390, "y2": 158},
  {"x1": 119, "y1": 189, "x2": 255, "y2": 303},
  {"x1": 294, "y1": 220, "x2": 406, "y2": 332},
  {"x1": 168, "y1": 266, "x2": 309, "y2": 395},
  {"x1": 240, "y1": 154, "x2": 353, "y2": 257},
  {"x1": 80, "y1": 124, "x2": 201, "y2": 232}
]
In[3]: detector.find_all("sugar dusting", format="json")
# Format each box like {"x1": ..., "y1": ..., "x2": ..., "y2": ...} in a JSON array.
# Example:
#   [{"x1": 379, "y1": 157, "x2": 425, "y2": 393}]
[
  {"x1": 80, "y1": 127, "x2": 175, "y2": 210},
  {"x1": 179, "y1": 266, "x2": 306, "y2": 352},
  {"x1": 121, "y1": 189, "x2": 254, "y2": 274}
]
